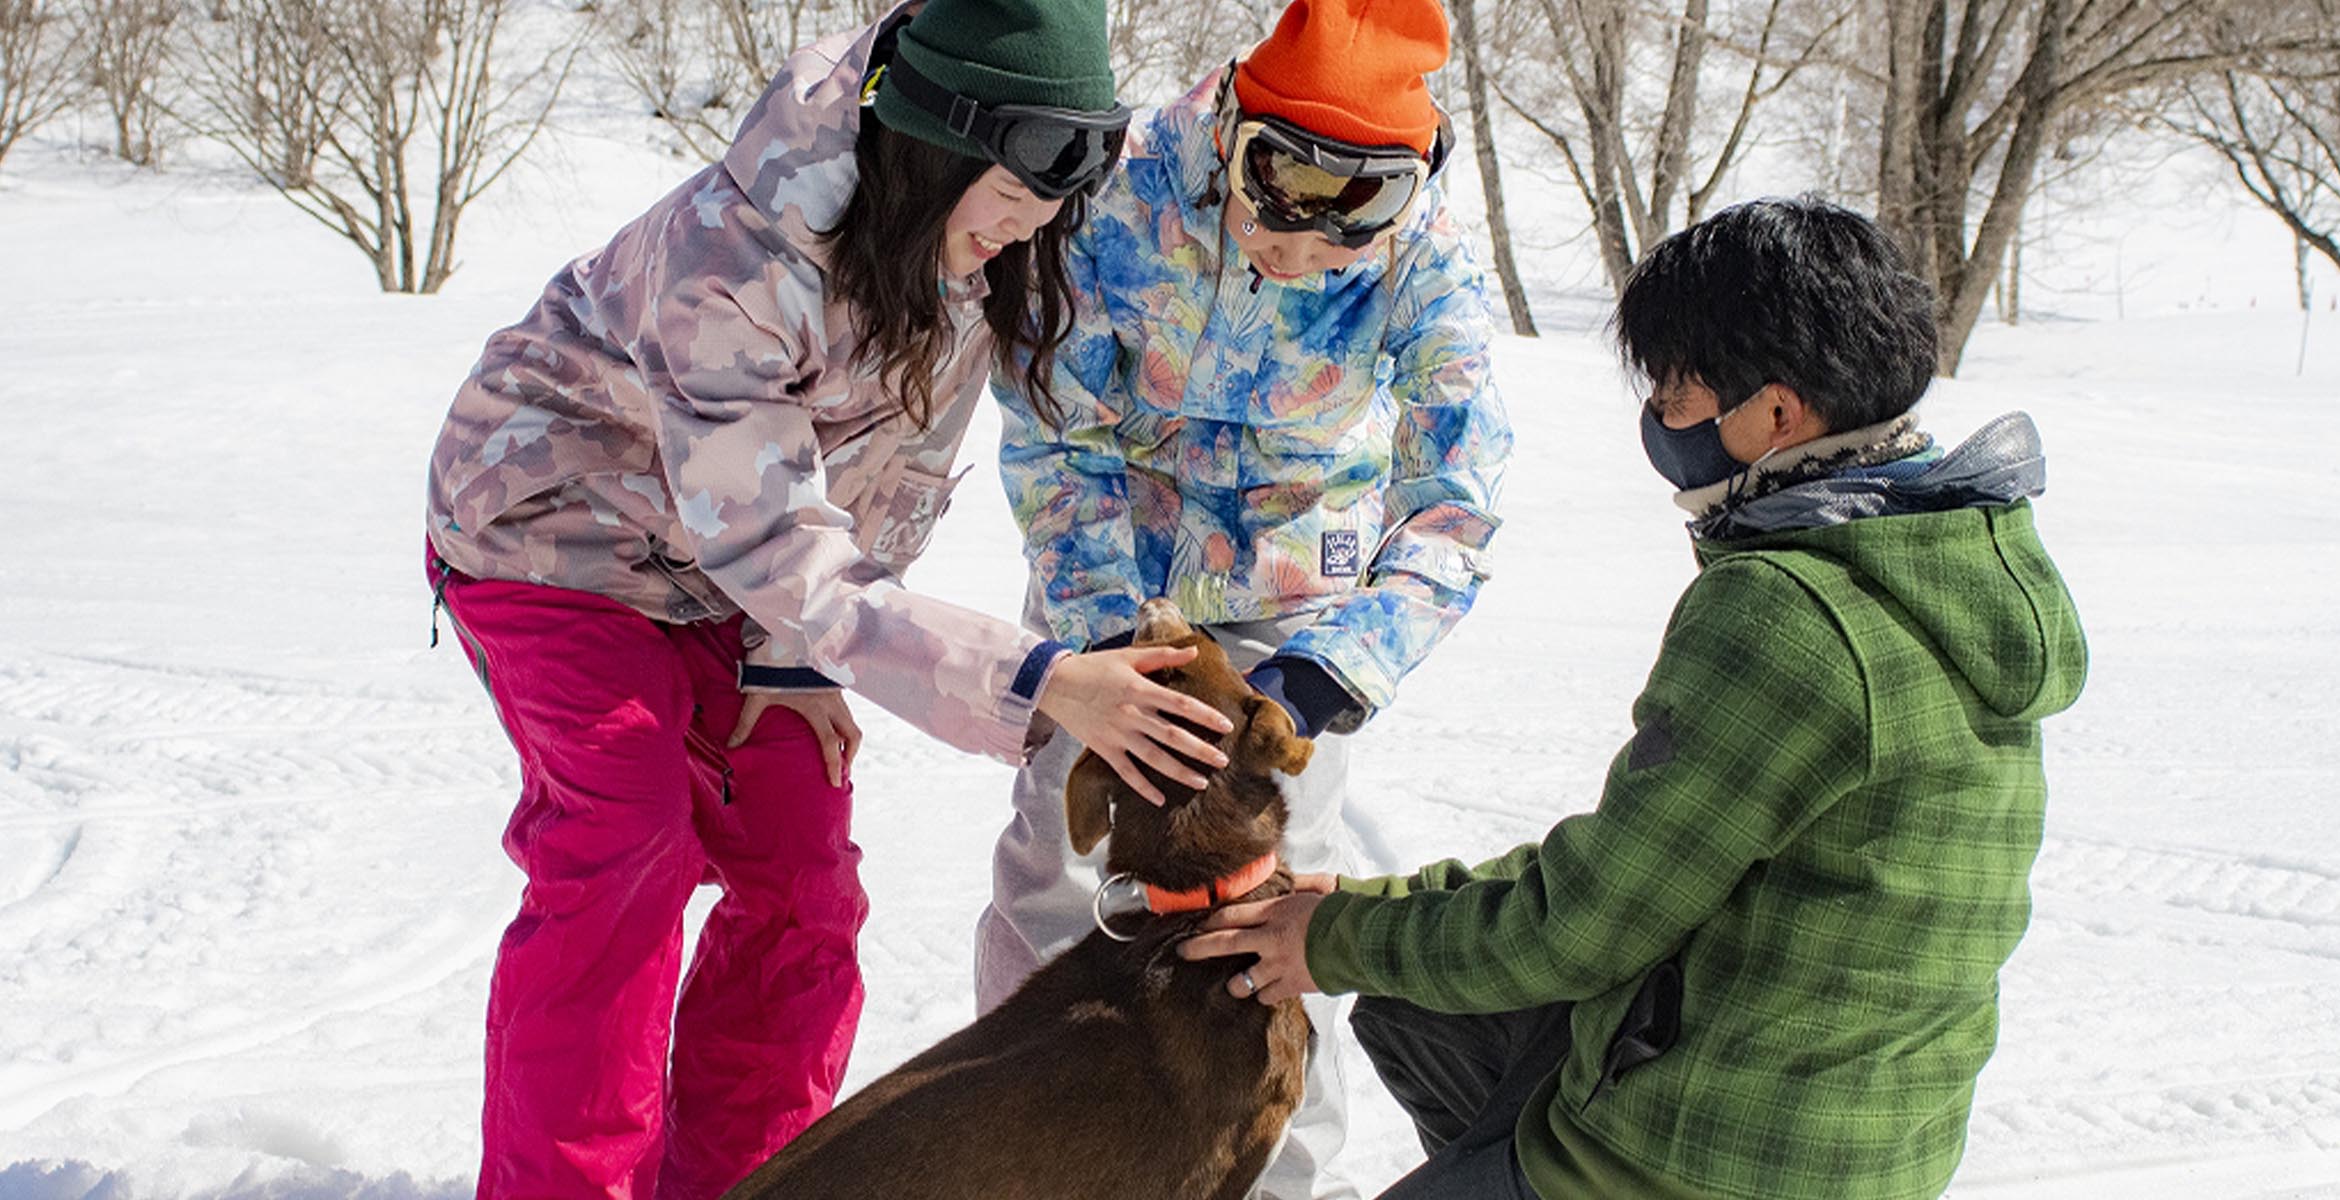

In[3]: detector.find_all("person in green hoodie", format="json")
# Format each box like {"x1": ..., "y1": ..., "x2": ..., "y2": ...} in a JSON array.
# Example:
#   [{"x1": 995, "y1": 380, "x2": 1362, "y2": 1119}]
[{"x1": 1180, "y1": 196, "x2": 2088, "y2": 1200}]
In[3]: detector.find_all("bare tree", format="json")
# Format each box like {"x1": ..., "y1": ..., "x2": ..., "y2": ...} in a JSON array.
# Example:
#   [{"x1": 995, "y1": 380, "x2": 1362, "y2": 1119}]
[
  {"x1": 597, "y1": 0, "x2": 873, "y2": 163},
  {"x1": 419, "y1": 0, "x2": 577, "y2": 290},
  {"x1": 2162, "y1": 3, "x2": 2340, "y2": 280},
  {"x1": 180, "y1": 0, "x2": 577, "y2": 292},
  {"x1": 592, "y1": 0, "x2": 1276, "y2": 164},
  {"x1": 1452, "y1": 0, "x2": 1537, "y2": 334},
  {"x1": 1105, "y1": 0, "x2": 1274, "y2": 104},
  {"x1": 88, "y1": 0, "x2": 175, "y2": 165},
  {"x1": 1979, "y1": 104, "x2": 2150, "y2": 325},
  {"x1": 0, "y1": 0, "x2": 79, "y2": 169},
  {"x1": 599, "y1": 0, "x2": 719, "y2": 159},
  {"x1": 1852, "y1": 0, "x2": 2340, "y2": 373},
  {"x1": 1488, "y1": 0, "x2": 1850, "y2": 294},
  {"x1": 180, "y1": 0, "x2": 334, "y2": 197}
]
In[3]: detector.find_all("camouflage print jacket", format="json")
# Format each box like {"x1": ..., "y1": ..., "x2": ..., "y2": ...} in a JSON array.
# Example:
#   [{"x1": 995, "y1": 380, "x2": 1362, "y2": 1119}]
[
  {"x1": 425, "y1": 7, "x2": 1064, "y2": 763},
  {"x1": 992, "y1": 69, "x2": 1512, "y2": 728}
]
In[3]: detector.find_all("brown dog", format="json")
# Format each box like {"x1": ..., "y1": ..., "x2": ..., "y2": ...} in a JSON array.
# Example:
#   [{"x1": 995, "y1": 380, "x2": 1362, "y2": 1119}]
[{"x1": 722, "y1": 597, "x2": 1315, "y2": 1200}]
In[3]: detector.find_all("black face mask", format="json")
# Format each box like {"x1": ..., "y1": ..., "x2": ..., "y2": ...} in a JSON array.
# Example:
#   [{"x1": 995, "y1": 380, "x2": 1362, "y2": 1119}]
[{"x1": 1639, "y1": 404, "x2": 1745, "y2": 491}]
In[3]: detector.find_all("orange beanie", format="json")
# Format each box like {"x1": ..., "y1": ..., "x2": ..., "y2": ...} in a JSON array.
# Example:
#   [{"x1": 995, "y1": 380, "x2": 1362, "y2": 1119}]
[{"x1": 1232, "y1": 0, "x2": 1450, "y2": 154}]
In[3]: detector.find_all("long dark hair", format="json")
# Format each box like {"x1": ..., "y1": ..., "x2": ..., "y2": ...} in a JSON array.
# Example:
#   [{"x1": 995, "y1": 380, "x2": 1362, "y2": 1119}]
[{"x1": 823, "y1": 121, "x2": 1086, "y2": 429}]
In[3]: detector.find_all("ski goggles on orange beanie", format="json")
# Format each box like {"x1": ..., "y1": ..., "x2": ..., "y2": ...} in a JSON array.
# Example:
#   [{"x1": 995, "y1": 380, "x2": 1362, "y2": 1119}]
[
  {"x1": 1229, "y1": 114, "x2": 1440, "y2": 249},
  {"x1": 879, "y1": 52, "x2": 1131, "y2": 200}
]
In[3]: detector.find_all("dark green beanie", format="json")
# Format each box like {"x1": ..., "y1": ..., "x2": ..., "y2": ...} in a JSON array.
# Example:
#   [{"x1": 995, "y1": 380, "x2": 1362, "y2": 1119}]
[{"x1": 871, "y1": 0, "x2": 1118, "y2": 162}]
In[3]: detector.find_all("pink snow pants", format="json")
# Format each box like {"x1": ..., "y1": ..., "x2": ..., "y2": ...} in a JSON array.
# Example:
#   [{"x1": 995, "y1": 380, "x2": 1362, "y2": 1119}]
[{"x1": 434, "y1": 559, "x2": 867, "y2": 1200}]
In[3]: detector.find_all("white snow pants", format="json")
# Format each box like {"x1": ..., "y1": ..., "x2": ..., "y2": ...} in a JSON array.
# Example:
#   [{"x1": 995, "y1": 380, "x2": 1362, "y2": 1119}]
[{"x1": 973, "y1": 611, "x2": 1365, "y2": 1200}]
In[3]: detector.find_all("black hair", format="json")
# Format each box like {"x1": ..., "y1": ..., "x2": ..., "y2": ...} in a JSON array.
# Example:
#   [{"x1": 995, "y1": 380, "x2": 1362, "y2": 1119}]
[
  {"x1": 1611, "y1": 196, "x2": 1938, "y2": 433},
  {"x1": 823, "y1": 121, "x2": 1087, "y2": 429}
]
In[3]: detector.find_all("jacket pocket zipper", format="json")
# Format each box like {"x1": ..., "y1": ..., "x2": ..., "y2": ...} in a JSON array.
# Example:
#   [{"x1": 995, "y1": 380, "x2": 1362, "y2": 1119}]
[{"x1": 1581, "y1": 956, "x2": 1684, "y2": 1113}]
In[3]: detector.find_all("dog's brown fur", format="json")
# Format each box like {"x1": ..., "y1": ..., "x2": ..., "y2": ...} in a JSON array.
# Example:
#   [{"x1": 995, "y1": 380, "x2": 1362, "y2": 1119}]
[{"x1": 721, "y1": 599, "x2": 1315, "y2": 1200}]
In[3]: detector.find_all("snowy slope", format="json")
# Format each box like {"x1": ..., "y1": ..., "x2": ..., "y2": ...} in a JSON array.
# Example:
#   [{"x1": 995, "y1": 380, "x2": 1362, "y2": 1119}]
[{"x1": 2, "y1": 135, "x2": 2337, "y2": 1199}]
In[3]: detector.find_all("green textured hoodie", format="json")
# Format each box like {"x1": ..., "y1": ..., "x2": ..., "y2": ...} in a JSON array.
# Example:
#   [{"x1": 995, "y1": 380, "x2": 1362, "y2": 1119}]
[{"x1": 1307, "y1": 415, "x2": 2088, "y2": 1199}]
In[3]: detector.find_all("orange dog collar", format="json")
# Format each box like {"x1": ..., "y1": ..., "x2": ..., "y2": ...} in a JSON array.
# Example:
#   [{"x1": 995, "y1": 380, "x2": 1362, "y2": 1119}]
[
  {"x1": 1142, "y1": 852, "x2": 1281, "y2": 915},
  {"x1": 1091, "y1": 852, "x2": 1282, "y2": 942}
]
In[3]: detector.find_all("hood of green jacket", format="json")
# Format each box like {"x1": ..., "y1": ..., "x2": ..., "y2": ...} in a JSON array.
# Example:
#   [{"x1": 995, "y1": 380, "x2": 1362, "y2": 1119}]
[{"x1": 1697, "y1": 415, "x2": 2087, "y2": 722}]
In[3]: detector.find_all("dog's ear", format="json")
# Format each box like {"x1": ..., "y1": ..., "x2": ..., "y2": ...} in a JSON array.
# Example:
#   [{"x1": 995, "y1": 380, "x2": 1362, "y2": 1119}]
[
  {"x1": 1240, "y1": 696, "x2": 1315, "y2": 777},
  {"x1": 1064, "y1": 755, "x2": 1117, "y2": 855}
]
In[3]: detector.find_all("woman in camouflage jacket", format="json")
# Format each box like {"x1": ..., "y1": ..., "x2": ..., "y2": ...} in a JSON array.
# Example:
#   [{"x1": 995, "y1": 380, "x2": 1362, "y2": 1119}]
[{"x1": 420, "y1": 3, "x2": 1234, "y2": 1196}]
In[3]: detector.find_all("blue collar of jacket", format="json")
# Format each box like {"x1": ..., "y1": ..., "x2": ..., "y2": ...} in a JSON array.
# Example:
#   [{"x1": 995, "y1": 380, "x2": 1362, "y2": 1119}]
[{"x1": 1682, "y1": 410, "x2": 2050, "y2": 541}]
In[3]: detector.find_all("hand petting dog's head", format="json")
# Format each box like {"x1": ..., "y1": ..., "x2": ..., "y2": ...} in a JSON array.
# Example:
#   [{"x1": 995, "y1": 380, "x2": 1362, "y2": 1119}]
[{"x1": 1064, "y1": 599, "x2": 1313, "y2": 884}]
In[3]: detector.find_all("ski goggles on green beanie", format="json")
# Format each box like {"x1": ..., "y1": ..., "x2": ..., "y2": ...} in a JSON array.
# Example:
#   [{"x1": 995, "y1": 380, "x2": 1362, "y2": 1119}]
[
  {"x1": 880, "y1": 54, "x2": 1131, "y2": 201},
  {"x1": 1228, "y1": 115, "x2": 1438, "y2": 249}
]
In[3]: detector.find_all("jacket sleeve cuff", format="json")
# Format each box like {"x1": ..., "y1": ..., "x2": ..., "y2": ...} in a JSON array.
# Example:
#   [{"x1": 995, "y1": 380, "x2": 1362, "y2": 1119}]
[
  {"x1": 737, "y1": 662, "x2": 841, "y2": 692},
  {"x1": 1304, "y1": 890, "x2": 1378, "y2": 996},
  {"x1": 1335, "y1": 872, "x2": 1416, "y2": 899},
  {"x1": 1012, "y1": 640, "x2": 1072, "y2": 704},
  {"x1": 1248, "y1": 657, "x2": 1362, "y2": 740}
]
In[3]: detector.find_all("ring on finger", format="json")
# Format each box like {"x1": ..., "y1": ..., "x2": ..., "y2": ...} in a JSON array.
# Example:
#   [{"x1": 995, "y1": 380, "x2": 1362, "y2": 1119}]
[{"x1": 1239, "y1": 968, "x2": 1259, "y2": 996}]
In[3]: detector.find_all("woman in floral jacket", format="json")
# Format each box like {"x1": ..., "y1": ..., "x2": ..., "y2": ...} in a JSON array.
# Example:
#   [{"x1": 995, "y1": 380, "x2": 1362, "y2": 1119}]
[
  {"x1": 422, "y1": 3, "x2": 1236, "y2": 1196},
  {"x1": 977, "y1": 0, "x2": 1513, "y2": 1195}
]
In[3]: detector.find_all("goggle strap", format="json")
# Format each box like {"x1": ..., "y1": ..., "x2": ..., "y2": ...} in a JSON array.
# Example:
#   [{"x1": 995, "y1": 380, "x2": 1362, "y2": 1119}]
[
  {"x1": 946, "y1": 94, "x2": 981, "y2": 139},
  {"x1": 1240, "y1": 115, "x2": 1426, "y2": 175},
  {"x1": 886, "y1": 53, "x2": 998, "y2": 145}
]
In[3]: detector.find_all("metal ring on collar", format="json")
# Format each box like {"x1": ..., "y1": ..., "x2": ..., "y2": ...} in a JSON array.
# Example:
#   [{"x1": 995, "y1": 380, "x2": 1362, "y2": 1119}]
[{"x1": 1091, "y1": 871, "x2": 1149, "y2": 943}]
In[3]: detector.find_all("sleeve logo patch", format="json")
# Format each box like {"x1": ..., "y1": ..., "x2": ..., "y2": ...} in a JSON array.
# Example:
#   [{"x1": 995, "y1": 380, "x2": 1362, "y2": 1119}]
[
  {"x1": 1628, "y1": 708, "x2": 1677, "y2": 771},
  {"x1": 1321, "y1": 530, "x2": 1361, "y2": 578}
]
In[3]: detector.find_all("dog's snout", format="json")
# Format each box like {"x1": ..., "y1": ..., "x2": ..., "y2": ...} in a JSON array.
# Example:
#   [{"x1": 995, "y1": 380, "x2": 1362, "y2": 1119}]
[{"x1": 1135, "y1": 597, "x2": 1194, "y2": 643}]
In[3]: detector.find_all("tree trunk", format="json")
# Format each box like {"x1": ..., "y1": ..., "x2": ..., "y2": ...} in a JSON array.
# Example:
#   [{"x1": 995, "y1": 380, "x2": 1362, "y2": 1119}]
[
  {"x1": 2300, "y1": 235, "x2": 2313, "y2": 312},
  {"x1": 1875, "y1": 0, "x2": 1930, "y2": 268},
  {"x1": 1453, "y1": 0, "x2": 1536, "y2": 336},
  {"x1": 425, "y1": 167, "x2": 461, "y2": 293},
  {"x1": 1935, "y1": 0, "x2": 2065, "y2": 375},
  {"x1": 2004, "y1": 205, "x2": 2021, "y2": 325},
  {"x1": 1556, "y1": 0, "x2": 1639, "y2": 291},
  {"x1": 1919, "y1": 4, "x2": 1963, "y2": 315},
  {"x1": 1646, "y1": 0, "x2": 1708, "y2": 237}
]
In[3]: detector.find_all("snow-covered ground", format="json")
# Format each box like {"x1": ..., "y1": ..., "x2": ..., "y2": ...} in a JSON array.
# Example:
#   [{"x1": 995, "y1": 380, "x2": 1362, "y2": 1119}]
[{"x1": 3, "y1": 111, "x2": 2338, "y2": 1200}]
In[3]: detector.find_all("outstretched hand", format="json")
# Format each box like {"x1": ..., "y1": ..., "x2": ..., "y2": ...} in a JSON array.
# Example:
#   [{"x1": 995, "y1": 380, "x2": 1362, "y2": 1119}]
[
  {"x1": 1176, "y1": 875, "x2": 1336, "y2": 1005},
  {"x1": 1036, "y1": 644, "x2": 1234, "y2": 806}
]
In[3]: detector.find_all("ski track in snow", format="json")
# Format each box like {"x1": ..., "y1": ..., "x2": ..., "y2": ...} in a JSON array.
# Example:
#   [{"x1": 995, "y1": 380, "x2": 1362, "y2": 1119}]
[
  {"x1": 4, "y1": 146, "x2": 2339, "y2": 1197},
  {"x1": 0, "y1": 911, "x2": 482, "y2": 1130},
  {"x1": 2038, "y1": 836, "x2": 2340, "y2": 938}
]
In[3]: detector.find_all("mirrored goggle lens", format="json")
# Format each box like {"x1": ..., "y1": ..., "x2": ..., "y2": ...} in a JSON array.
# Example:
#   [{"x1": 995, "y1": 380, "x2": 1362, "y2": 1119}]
[
  {"x1": 1000, "y1": 120, "x2": 1126, "y2": 197},
  {"x1": 1239, "y1": 139, "x2": 1420, "y2": 232}
]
